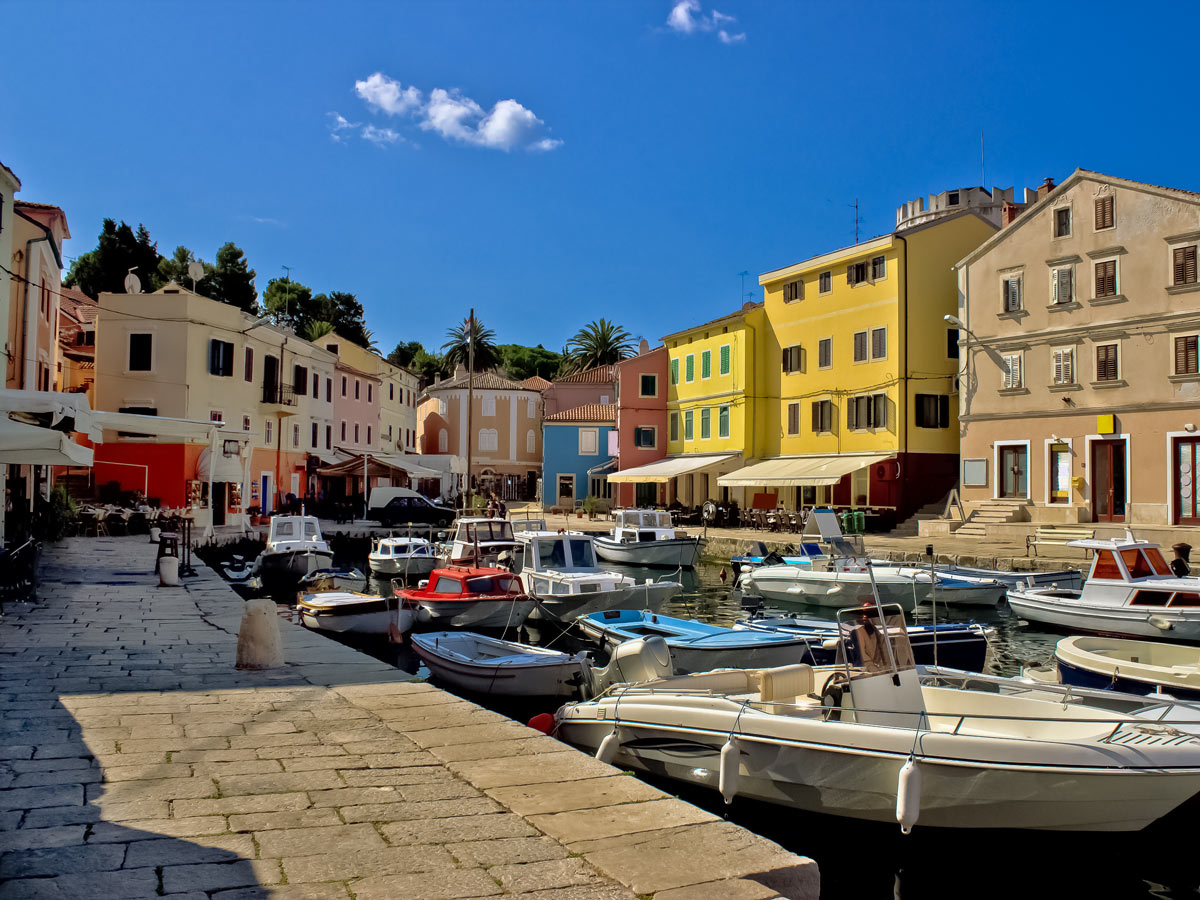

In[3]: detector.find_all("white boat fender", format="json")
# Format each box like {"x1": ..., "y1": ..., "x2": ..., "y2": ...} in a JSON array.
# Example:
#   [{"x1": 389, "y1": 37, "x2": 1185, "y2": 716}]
[
  {"x1": 719, "y1": 736, "x2": 740, "y2": 805},
  {"x1": 596, "y1": 727, "x2": 621, "y2": 764},
  {"x1": 896, "y1": 755, "x2": 921, "y2": 835},
  {"x1": 1149, "y1": 615, "x2": 1175, "y2": 631}
]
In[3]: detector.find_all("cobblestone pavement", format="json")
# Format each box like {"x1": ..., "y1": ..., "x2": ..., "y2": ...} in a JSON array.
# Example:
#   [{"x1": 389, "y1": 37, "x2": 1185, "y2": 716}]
[{"x1": 0, "y1": 537, "x2": 818, "y2": 900}]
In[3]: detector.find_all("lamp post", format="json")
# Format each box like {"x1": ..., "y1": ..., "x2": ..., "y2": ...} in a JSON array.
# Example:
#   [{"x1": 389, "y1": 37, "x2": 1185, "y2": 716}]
[{"x1": 944, "y1": 314, "x2": 978, "y2": 398}]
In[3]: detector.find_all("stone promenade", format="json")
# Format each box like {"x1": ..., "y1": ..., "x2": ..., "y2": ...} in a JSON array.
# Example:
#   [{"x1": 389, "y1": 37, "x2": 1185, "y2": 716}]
[{"x1": 0, "y1": 537, "x2": 819, "y2": 900}]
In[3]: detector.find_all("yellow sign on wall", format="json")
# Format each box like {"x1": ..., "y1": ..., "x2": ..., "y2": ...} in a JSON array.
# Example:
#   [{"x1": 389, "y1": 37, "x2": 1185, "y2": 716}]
[{"x1": 1097, "y1": 414, "x2": 1115, "y2": 435}]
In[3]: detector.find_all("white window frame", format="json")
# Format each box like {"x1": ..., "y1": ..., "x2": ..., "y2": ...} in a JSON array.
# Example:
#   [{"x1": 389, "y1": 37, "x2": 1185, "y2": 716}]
[
  {"x1": 526, "y1": 429, "x2": 536, "y2": 453},
  {"x1": 479, "y1": 428, "x2": 499, "y2": 453},
  {"x1": 1175, "y1": 333, "x2": 1200, "y2": 376},
  {"x1": 438, "y1": 429, "x2": 448, "y2": 453},
  {"x1": 438, "y1": 398, "x2": 448, "y2": 417},
  {"x1": 1169, "y1": 239, "x2": 1200, "y2": 287},
  {"x1": 1051, "y1": 265, "x2": 1075, "y2": 304},
  {"x1": 1094, "y1": 193, "x2": 1116, "y2": 232},
  {"x1": 634, "y1": 425, "x2": 657, "y2": 449},
  {"x1": 242, "y1": 415, "x2": 251, "y2": 432},
  {"x1": 1001, "y1": 352, "x2": 1023, "y2": 390},
  {"x1": 1001, "y1": 273, "x2": 1023, "y2": 313},
  {"x1": 579, "y1": 427, "x2": 599, "y2": 455},
  {"x1": 1051, "y1": 346, "x2": 1075, "y2": 386},
  {"x1": 265, "y1": 420, "x2": 273, "y2": 445},
  {"x1": 481, "y1": 394, "x2": 496, "y2": 417},
  {"x1": 670, "y1": 411, "x2": 679, "y2": 443},
  {"x1": 1094, "y1": 340, "x2": 1122, "y2": 384},
  {"x1": 527, "y1": 398, "x2": 536, "y2": 418},
  {"x1": 871, "y1": 255, "x2": 886, "y2": 280},
  {"x1": 638, "y1": 373, "x2": 658, "y2": 398},
  {"x1": 786, "y1": 402, "x2": 800, "y2": 436}
]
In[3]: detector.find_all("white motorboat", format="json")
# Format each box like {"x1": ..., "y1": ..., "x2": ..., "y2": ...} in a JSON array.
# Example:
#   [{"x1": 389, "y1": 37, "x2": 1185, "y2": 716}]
[
  {"x1": 368, "y1": 535, "x2": 437, "y2": 578},
  {"x1": 593, "y1": 509, "x2": 703, "y2": 568},
  {"x1": 555, "y1": 605, "x2": 1200, "y2": 831},
  {"x1": 251, "y1": 516, "x2": 335, "y2": 594},
  {"x1": 1049, "y1": 635, "x2": 1200, "y2": 701},
  {"x1": 411, "y1": 631, "x2": 588, "y2": 697},
  {"x1": 297, "y1": 591, "x2": 414, "y2": 636},
  {"x1": 886, "y1": 566, "x2": 1008, "y2": 607},
  {"x1": 442, "y1": 517, "x2": 520, "y2": 567},
  {"x1": 512, "y1": 530, "x2": 682, "y2": 621},
  {"x1": 1007, "y1": 535, "x2": 1200, "y2": 641},
  {"x1": 739, "y1": 561, "x2": 923, "y2": 612}
]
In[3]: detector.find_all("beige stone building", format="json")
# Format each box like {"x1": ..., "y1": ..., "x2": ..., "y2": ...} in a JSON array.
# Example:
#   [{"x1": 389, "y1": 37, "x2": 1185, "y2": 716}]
[{"x1": 955, "y1": 169, "x2": 1200, "y2": 526}]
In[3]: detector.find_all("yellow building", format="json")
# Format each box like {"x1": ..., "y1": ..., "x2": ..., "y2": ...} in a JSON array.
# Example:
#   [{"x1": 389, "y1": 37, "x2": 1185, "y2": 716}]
[
  {"x1": 610, "y1": 303, "x2": 767, "y2": 506},
  {"x1": 719, "y1": 188, "x2": 1003, "y2": 525}
]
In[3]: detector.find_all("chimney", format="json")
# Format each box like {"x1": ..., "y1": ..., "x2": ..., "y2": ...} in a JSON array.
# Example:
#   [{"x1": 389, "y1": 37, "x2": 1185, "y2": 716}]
[
  {"x1": 1039, "y1": 176, "x2": 1056, "y2": 199},
  {"x1": 1001, "y1": 200, "x2": 1021, "y2": 227},
  {"x1": 454, "y1": 364, "x2": 465, "y2": 380}
]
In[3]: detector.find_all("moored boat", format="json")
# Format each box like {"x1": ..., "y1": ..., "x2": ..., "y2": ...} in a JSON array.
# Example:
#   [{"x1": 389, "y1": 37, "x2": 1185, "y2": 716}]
[
  {"x1": 1052, "y1": 635, "x2": 1200, "y2": 700},
  {"x1": 251, "y1": 516, "x2": 335, "y2": 595},
  {"x1": 442, "y1": 517, "x2": 520, "y2": 567},
  {"x1": 412, "y1": 631, "x2": 588, "y2": 697},
  {"x1": 297, "y1": 567, "x2": 368, "y2": 594},
  {"x1": 395, "y1": 565, "x2": 535, "y2": 630},
  {"x1": 297, "y1": 591, "x2": 414, "y2": 636},
  {"x1": 592, "y1": 509, "x2": 703, "y2": 568},
  {"x1": 368, "y1": 535, "x2": 437, "y2": 578}
]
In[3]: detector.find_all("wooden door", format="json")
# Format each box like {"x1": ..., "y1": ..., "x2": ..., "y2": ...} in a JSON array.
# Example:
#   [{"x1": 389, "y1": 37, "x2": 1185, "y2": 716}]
[
  {"x1": 999, "y1": 445, "x2": 1028, "y2": 498},
  {"x1": 1091, "y1": 440, "x2": 1127, "y2": 522},
  {"x1": 1175, "y1": 437, "x2": 1200, "y2": 525}
]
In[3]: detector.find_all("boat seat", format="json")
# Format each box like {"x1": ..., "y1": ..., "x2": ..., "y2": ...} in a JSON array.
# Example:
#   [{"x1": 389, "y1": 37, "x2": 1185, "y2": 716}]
[
  {"x1": 677, "y1": 669, "x2": 758, "y2": 694},
  {"x1": 757, "y1": 664, "x2": 815, "y2": 704}
]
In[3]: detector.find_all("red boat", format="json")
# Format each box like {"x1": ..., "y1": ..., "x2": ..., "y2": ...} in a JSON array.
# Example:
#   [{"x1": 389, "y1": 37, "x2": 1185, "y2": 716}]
[{"x1": 396, "y1": 565, "x2": 536, "y2": 629}]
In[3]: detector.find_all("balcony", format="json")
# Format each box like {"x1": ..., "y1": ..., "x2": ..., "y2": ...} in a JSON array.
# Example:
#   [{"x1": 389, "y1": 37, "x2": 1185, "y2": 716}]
[{"x1": 262, "y1": 384, "x2": 298, "y2": 406}]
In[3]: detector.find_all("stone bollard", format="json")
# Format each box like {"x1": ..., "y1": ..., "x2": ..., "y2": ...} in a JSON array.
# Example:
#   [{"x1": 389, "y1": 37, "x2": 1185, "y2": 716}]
[
  {"x1": 158, "y1": 555, "x2": 180, "y2": 587},
  {"x1": 149, "y1": 526, "x2": 161, "y2": 544},
  {"x1": 236, "y1": 597, "x2": 284, "y2": 670}
]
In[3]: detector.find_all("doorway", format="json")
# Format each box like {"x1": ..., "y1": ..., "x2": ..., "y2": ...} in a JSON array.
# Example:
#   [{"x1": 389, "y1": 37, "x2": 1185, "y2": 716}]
[
  {"x1": 998, "y1": 444, "x2": 1028, "y2": 498},
  {"x1": 212, "y1": 483, "x2": 226, "y2": 526},
  {"x1": 556, "y1": 474, "x2": 575, "y2": 507},
  {"x1": 1091, "y1": 439, "x2": 1127, "y2": 522},
  {"x1": 635, "y1": 483, "x2": 657, "y2": 507},
  {"x1": 1175, "y1": 437, "x2": 1200, "y2": 525},
  {"x1": 1048, "y1": 443, "x2": 1071, "y2": 504}
]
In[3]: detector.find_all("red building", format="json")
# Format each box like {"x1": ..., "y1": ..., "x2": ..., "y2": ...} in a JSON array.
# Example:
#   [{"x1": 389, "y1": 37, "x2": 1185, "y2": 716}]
[{"x1": 612, "y1": 346, "x2": 668, "y2": 508}]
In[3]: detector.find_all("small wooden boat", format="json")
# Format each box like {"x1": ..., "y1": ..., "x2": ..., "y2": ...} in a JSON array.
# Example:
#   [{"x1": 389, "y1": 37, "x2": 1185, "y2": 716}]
[
  {"x1": 222, "y1": 555, "x2": 254, "y2": 582},
  {"x1": 411, "y1": 631, "x2": 587, "y2": 697},
  {"x1": 1053, "y1": 635, "x2": 1200, "y2": 700},
  {"x1": 575, "y1": 610, "x2": 813, "y2": 675},
  {"x1": 297, "y1": 591, "x2": 414, "y2": 636},
  {"x1": 395, "y1": 566, "x2": 536, "y2": 629},
  {"x1": 297, "y1": 567, "x2": 367, "y2": 594}
]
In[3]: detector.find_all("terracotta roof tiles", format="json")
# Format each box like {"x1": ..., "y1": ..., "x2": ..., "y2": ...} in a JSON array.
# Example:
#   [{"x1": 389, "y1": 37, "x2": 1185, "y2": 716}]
[
  {"x1": 553, "y1": 365, "x2": 616, "y2": 385},
  {"x1": 544, "y1": 403, "x2": 617, "y2": 423}
]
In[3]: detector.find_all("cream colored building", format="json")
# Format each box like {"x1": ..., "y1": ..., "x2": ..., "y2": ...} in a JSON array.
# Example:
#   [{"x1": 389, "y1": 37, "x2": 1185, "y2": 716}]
[
  {"x1": 955, "y1": 169, "x2": 1200, "y2": 527},
  {"x1": 417, "y1": 368, "x2": 543, "y2": 500},
  {"x1": 95, "y1": 283, "x2": 337, "y2": 517}
]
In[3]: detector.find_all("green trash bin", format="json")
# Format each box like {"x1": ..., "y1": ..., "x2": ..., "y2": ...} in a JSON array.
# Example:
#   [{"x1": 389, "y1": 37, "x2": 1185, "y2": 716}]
[
  {"x1": 838, "y1": 510, "x2": 851, "y2": 533},
  {"x1": 853, "y1": 510, "x2": 866, "y2": 534}
]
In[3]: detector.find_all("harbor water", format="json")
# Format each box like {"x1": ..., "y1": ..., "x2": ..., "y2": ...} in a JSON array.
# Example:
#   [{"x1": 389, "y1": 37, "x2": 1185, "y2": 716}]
[{"x1": 254, "y1": 545, "x2": 1196, "y2": 900}]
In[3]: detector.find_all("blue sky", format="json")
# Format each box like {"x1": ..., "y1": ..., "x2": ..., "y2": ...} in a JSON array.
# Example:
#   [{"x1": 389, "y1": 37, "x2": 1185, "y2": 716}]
[{"x1": 2, "y1": 1, "x2": 1194, "y2": 355}]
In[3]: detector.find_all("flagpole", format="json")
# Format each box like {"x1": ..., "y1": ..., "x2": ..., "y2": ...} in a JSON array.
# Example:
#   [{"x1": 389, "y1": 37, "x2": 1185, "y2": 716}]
[{"x1": 465, "y1": 309, "x2": 475, "y2": 516}]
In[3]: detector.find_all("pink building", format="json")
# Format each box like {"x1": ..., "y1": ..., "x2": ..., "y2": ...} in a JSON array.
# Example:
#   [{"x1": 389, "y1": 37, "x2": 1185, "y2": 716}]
[
  {"x1": 332, "y1": 359, "x2": 381, "y2": 454},
  {"x1": 542, "y1": 366, "x2": 616, "y2": 416},
  {"x1": 613, "y1": 347, "x2": 667, "y2": 507}
]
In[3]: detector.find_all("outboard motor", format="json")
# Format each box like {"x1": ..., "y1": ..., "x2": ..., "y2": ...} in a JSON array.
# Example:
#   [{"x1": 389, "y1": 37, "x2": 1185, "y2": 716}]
[{"x1": 585, "y1": 636, "x2": 673, "y2": 696}]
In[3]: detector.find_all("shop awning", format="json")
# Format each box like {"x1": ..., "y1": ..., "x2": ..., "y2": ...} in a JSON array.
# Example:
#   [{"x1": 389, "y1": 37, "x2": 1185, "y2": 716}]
[
  {"x1": 197, "y1": 446, "x2": 246, "y2": 482},
  {"x1": 318, "y1": 452, "x2": 441, "y2": 479},
  {"x1": 0, "y1": 418, "x2": 93, "y2": 466},
  {"x1": 608, "y1": 453, "x2": 739, "y2": 484},
  {"x1": 587, "y1": 457, "x2": 617, "y2": 477},
  {"x1": 718, "y1": 453, "x2": 895, "y2": 487}
]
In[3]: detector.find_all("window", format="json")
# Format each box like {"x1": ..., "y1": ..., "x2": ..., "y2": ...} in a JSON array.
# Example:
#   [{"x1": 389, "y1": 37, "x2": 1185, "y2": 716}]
[
  {"x1": 1001, "y1": 353, "x2": 1023, "y2": 389},
  {"x1": 670, "y1": 358, "x2": 679, "y2": 384},
  {"x1": 718, "y1": 405, "x2": 729, "y2": 438},
  {"x1": 871, "y1": 255, "x2": 886, "y2": 280},
  {"x1": 1176, "y1": 335, "x2": 1199, "y2": 375},
  {"x1": 354, "y1": 424, "x2": 360, "y2": 443},
  {"x1": 527, "y1": 429, "x2": 536, "y2": 453},
  {"x1": 1052, "y1": 347, "x2": 1075, "y2": 385},
  {"x1": 1096, "y1": 343, "x2": 1119, "y2": 382},
  {"x1": 354, "y1": 379, "x2": 360, "y2": 400},
  {"x1": 781, "y1": 345, "x2": 803, "y2": 373},
  {"x1": 208, "y1": 340, "x2": 234, "y2": 377},
  {"x1": 265, "y1": 420, "x2": 273, "y2": 444},
  {"x1": 341, "y1": 376, "x2": 347, "y2": 397},
  {"x1": 783, "y1": 280, "x2": 803, "y2": 302},
  {"x1": 528, "y1": 398, "x2": 536, "y2": 417},
  {"x1": 326, "y1": 425, "x2": 332, "y2": 450},
  {"x1": 1174, "y1": 245, "x2": 1197, "y2": 286},
  {"x1": 367, "y1": 383, "x2": 372, "y2": 403},
  {"x1": 853, "y1": 331, "x2": 868, "y2": 362},
  {"x1": 389, "y1": 383, "x2": 394, "y2": 401},
  {"x1": 701, "y1": 349, "x2": 711, "y2": 379},
  {"x1": 482, "y1": 395, "x2": 496, "y2": 416},
  {"x1": 811, "y1": 400, "x2": 833, "y2": 434},
  {"x1": 326, "y1": 378, "x2": 332, "y2": 402},
  {"x1": 871, "y1": 327, "x2": 887, "y2": 360},
  {"x1": 818, "y1": 338, "x2": 832, "y2": 369},
  {"x1": 293, "y1": 423, "x2": 300, "y2": 448},
  {"x1": 128, "y1": 333, "x2": 153, "y2": 371},
  {"x1": 242, "y1": 415, "x2": 251, "y2": 432},
  {"x1": 311, "y1": 422, "x2": 318, "y2": 448},
  {"x1": 312, "y1": 372, "x2": 319, "y2": 399},
  {"x1": 847, "y1": 261, "x2": 869, "y2": 285},
  {"x1": 700, "y1": 408, "x2": 711, "y2": 440},
  {"x1": 326, "y1": 343, "x2": 338, "y2": 355},
  {"x1": 341, "y1": 421, "x2": 346, "y2": 441},
  {"x1": 1094, "y1": 260, "x2": 1117, "y2": 298},
  {"x1": 670, "y1": 412, "x2": 679, "y2": 442},
  {"x1": 640, "y1": 374, "x2": 657, "y2": 397},
  {"x1": 210, "y1": 410, "x2": 223, "y2": 424},
  {"x1": 438, "y1": 398, "x2": 447, "y2": 417},
  {"x1": 1002, "y1": 276, "x2": 1023, "y2": 312},
  {"x1": 579, "y1": 428, "x2": 598, "y2": 455},
  {"x1": 787, "y1": 402, "x2": 800, "y2": 435},
  {"x1": 685, "y1": 354, "x2": 694, "y2": 382},
  {"x1": 1095, "y1": 195, "x2": 1114, "y2": 230},
  {"x1": 914, "y1": 394, "x2": 950, "y2": 428},
  {"x1": 366, "y1": 426, "x2": 372, "y2": 445},
  {"x1": 1051, "y1": 267, "x2": 1074, "y2": 304},
  {"x1": 848, "y1": 394, "x2": 888, "y2": 430},
  {"x1": 635, "y1": 426, "x2": 656, "y2": 448},
  {"x1": 684, "y1": 410, "x2": 694, "y2": 441},
  {"x1": 438, "y1": 429, "x2": 448, "y2": 452},
  {"x1": 947, "y1": 328, "x2": 959, "y2": 359},
  {"x1": 719, "y1": 344, "x2": 731, "y2": 375},
  {"x1": 1054, "y1": 206, "x2": 1071, "y2": 237},
  {"x1": 293, "y1": 364, "x2": 307, "y2": 394},
  {"x1": 947, "y1": 191, "x2": 959, "y2": 206}
]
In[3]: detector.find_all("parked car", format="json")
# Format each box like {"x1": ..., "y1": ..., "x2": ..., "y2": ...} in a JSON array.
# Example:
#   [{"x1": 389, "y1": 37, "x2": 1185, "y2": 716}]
[{"x1": 368, "y1": 487, "x2": 455, "y2": 528}]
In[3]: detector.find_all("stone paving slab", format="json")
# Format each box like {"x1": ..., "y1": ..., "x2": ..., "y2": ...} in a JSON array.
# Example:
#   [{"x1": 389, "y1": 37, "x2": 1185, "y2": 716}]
[{"x1": 0, "y1": 536, "x2": 818, "y2": 899}]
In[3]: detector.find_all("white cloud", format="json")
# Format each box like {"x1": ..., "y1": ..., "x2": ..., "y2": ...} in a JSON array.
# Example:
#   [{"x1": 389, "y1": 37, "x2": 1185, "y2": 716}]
[
  {"x1": 354, "y1": 72, "x2": 423, "y2": 116},
  {"x1": 328, "y1": 112, "x2": 360, "y2": 143},
  {"x1": 361, "y1": 124, "x2": 404, "y2": 146},
  {"x1": 666, "y1": 0, "x2": 745, "y2": 42}
]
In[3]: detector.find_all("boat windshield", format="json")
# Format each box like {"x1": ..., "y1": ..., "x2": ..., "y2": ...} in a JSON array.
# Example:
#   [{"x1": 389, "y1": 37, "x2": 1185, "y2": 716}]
[
  {"x1": 836, "y1": 608, "x2": 916, "y2": 675},
  {"x1": 432, "y1": 576, "x2": 461, "y2": 594},
  {"x1": 538, "y1": 539, "x2": 567, "y2": 569},
  {"x1": 567, "y1": 538, "x2": 596, "y2": 568},
  {"x1": 457, "y1": 521, "x2": 515, "y2": 543},
  {"x1": 274, "y1": 521, "x2": 295, "y2": 538}
]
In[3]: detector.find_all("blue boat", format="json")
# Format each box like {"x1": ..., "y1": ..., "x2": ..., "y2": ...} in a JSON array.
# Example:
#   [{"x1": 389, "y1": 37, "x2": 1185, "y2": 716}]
[
  {"x1": 730, "y1": 540, "x2": 825, "y2": 574},
  {"x1": 575, "y1": 609, "x2": 817, "y2": 675},
  {"x1": 735, "y1": 614, "x2": 993, "y2": 672}
]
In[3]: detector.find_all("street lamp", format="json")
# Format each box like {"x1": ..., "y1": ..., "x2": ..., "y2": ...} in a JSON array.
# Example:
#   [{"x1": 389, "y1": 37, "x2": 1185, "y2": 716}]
[{"x1": 943, "y1": 314, "x2": 975, "y2": 395}]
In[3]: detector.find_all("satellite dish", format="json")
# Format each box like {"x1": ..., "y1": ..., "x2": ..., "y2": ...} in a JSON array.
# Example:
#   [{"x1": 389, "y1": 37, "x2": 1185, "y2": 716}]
[
  {"x1": 124, "y1": 271, "x2": 142, "y2": 294},
  {"x1": 187, "y1": 261, "x2": 204, "y2": 286}
]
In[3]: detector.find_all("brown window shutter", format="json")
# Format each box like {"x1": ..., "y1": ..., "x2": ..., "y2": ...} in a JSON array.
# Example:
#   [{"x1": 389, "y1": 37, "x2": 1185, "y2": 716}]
[
  {"x1": 811, "y1": 402, "x2": 820, "y2": 432},
  {"x1": 1176, "y1": 246, "x2": 1197, "y2": 285},
  {"x1": 1095, "y1": 196, "x2": 1113, "y2": 229},
  {"x1": 1097, "y1": 344, "x2": 1118, "y2": 380},
  {"x1": 1177, "y1": 336, "x2": 1190, "y2": 374}
]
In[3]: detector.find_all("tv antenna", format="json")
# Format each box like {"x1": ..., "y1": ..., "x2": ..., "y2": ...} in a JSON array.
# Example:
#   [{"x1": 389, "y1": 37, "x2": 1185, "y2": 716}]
[
  {"x1": 850, "y1": 198, "x2": 865, "y2": 244},
  {"x1": 738, "y1": 270, "x2": 749, "y2": 304}
]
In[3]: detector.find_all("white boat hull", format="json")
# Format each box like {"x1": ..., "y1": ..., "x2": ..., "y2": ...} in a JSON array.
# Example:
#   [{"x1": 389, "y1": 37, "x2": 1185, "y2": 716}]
[
  {"x1": 593, "y1": 537, "x2": 702, "y2": 569},
  {"x1": 300, "y1": 607, "x2": 414, "y2": 635},
  {"x1": 413, "y1": 599, "x2": 535, "y2": 630},
  {"x1": 412, "y1": 637, "x2": 583, "y2": 697},
  {"x1": 368, "y1": 555, "x2": 437, "y2": 578},
  {"x1": 574, "y1": 620, "x2": 812, "y2": 675},
  {"x1": 1007, "y1": 589, "x2": 1200, "y2": 641},
  {"x1": 747, "y1": 566, "x2": 921, "y2": 612},
  {"x1": 528, "y1": 581, "x2": 682, "y2": 622}
]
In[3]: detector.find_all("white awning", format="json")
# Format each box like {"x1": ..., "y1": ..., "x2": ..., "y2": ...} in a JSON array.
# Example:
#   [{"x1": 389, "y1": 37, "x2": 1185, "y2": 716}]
[
  {"x1": 718, "y1": 453, "x2": 895, "y2": 487},
  {"x1": 608, "y1": 453, "x2": 739, "y2": 484},
  {"x1": 0, "y1": 389, "x2": 101, "y2": 439},
  {"x1": 93, "y1": 411, "x2": 222, "y2": 442},
  {"x1": 197, "y1": 446, "x2": 246, "y2": 482},
  {"x1": 0, "y1": 418, "x2": 93, "y2": 466}
]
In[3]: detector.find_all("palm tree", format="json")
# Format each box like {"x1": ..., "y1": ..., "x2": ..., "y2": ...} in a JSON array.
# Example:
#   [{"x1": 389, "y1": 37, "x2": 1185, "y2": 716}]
[
  {"x1": 564, "y1": 319, "x2": 634, "y2": 373},
  {"x1": 302, "y1": 320, "x2": 335, "y2": 341},
  {"x1": 442, "y1": 316, "x2": 501, "y2": 373}
]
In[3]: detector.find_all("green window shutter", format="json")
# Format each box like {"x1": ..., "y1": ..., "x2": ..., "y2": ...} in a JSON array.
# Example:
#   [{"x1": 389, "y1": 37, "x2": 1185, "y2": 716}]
[
  {"x1": 719, "y1": 405, "x2": 729, "y2": 438},
  {"x1": 720, "y1": 345, "x2": 730, "y2": 375},
  {"x1": 685, "y1": 355, "x2": 694, "y2": 382},
  {"x1": 684, "y1": 410, "x2": 694, "y2": 441},
  {"x1": 670, "y1": 359, "x2": 679, "y2": 384},
  {"x1": 700, "y1": 408, "x2": 710, "y2": 439},
  {"x1": 701, "y1": 350, "x2": 711, "y2": 379}
]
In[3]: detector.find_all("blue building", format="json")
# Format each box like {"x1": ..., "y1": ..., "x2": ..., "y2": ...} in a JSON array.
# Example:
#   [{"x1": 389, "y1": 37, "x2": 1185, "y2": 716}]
[{"x1": 542, "y1": 404, "x2": 616, "y2": 509}]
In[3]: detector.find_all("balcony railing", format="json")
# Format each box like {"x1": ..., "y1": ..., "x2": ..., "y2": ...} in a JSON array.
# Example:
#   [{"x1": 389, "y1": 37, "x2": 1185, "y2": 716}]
[{"x1": 261, "y1": 384, "x2": 298, "y2": 406}]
